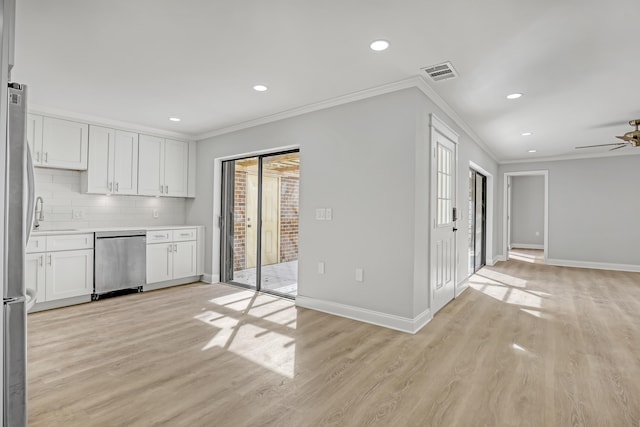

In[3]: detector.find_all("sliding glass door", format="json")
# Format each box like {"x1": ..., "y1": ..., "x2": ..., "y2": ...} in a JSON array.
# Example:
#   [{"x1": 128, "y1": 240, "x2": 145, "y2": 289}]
[
  {"x1": 220, "y1": 150, "x2": 300, "y2": 298},
  {"x1": 468, "y1": 169, "x2": 487, "y2": 274}
]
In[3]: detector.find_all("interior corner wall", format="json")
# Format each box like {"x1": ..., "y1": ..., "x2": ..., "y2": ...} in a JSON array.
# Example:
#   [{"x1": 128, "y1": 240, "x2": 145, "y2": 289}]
[
  {"x1": 412, "y1": 95, "x2": 499, "y2": 317},
  {"x1": 498, "y1": 155, "x2": 640, "y2": 267},
  {"x1": 186, "y1": 88, "x2": 420, "y2": 319},
  {"x1": 510, "y1": 175, "x2": 544, "y2": 247}
]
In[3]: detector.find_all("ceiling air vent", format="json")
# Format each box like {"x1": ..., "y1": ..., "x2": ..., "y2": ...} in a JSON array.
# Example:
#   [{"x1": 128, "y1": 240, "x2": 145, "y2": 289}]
[{"x1": 422, "y1": 62, "x2": 458, "y2": 82}]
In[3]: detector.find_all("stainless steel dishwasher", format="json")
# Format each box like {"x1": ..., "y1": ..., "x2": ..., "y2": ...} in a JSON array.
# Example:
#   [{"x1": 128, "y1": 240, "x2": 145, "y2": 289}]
[{"x1": 94, "y1": 230, "x2": 146, "y2": 299}]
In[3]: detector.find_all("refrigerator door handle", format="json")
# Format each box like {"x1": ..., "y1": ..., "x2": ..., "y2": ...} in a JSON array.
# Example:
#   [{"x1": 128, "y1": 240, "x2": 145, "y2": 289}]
[{"x1": 25, "y1": 147, "x2": 35, "y2": 241}]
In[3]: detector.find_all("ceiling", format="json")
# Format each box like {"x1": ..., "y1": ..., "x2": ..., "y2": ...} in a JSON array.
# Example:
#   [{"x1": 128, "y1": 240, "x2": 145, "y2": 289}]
[{"x1": 13, "y1": 0, "x2": 640, "y2": 162}]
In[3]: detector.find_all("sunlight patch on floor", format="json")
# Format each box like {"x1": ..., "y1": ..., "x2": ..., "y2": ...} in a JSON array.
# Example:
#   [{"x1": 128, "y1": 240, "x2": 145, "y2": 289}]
[
  {"x1": 195, "y1": 293, "x2": 297, "y2": 378},
  {"x1": 477, "y1": 269, "x2": 528, "y2": 288}
]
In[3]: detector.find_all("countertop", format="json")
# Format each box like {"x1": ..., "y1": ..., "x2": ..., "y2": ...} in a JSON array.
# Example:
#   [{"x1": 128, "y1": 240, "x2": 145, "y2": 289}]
[{"x1": 30, "y1": 225, "x2": 204, "y2": 236}]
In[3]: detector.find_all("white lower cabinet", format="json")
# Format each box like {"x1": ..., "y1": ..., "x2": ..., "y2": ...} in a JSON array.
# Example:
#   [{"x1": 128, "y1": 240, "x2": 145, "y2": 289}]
[
  {"x1": 147, "y1": 243, "x2": 173, "y2": 284},
  {"x1": 146, "y1": 229, "x2": 197, "y2": 284},
  {"x1": 46, "y1": 250, "x2": 93, "y2": 301},
  {"x1": 173, "y1": 241, "x2": 197, "y2": 278},
  {"x1": 26, "y1": 234, "x2": 94, "y2": 306},
  {"x1": 25, "y1": 253, "x2": 46, "y2": 305}
]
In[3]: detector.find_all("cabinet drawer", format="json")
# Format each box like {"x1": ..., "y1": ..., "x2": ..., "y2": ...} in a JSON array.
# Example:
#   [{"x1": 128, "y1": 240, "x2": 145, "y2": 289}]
[
  {"x1": 173, "y1": 228, "x2": 197, "y2": 242},
  {"x1": 46, "y1": 234, "x2": 94, "y2": 252},
  {"x1": 27, "y1": 236, "x2": 47, "y2": 253},
  {"x1": 147, "y1": 230, "x2": 173, "y2": 243}
]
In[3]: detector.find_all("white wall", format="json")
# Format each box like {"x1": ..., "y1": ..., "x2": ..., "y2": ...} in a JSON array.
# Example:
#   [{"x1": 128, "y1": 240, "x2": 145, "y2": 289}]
[
  {"x1": 498, "y1": 155, "x2": 640, "y2": 268},
  {"x1": 34, "y1": 168, "x2": 186, "y2": 230},
  {"x1": 188, "y1": 89, "x2": 418, "y2": 319},
  {"x1": 186, "y1": 86, "x2": 498, "y2": 328},
  {"x1": 510, "y1": 175, "x2": 544, "y2": 247}
]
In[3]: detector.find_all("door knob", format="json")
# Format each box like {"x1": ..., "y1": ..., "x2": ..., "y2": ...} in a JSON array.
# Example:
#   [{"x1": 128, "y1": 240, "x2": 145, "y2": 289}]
[{"x1": 453, "y1": 227, "x2": 458, "y2": 232}]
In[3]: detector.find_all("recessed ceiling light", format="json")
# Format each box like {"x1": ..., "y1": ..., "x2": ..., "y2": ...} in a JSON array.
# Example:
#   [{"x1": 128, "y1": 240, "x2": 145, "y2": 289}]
[
  {"x1": 528, "y1": 149, "x2": 537, "y2": 153},
  {"x1": 253, "y1": 85, "x2": 268, "y2": 92},
  {"x1": 521, "y1": 132, "x2": 532, "y2": 136},
  {"x1": 169, "y1": 117, "x2": 181, "y2": 122},
  {"x1": 507, "y1": 93, "x2": 522, "y2": 99},
  {"x1": 370, "y1": 40, "x2": 389, "y2": 51}
]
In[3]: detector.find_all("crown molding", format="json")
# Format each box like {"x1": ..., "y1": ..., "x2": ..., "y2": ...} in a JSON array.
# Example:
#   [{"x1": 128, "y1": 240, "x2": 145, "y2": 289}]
[
  {"x1": 29, "y1": 104, "x2": 194, "y2": 141},
  {"x1": 414, "y1": 76, "x2": 499, "y2": 162},
  {"x1": 499, "y1": 149, "x2": 640, "y2": 165},
  {"x1": 195, "y1": 77, "x2": 421, "y2": 141}
]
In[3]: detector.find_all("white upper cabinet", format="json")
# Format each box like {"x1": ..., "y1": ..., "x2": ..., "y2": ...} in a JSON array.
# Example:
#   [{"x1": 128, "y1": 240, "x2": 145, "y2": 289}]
[
  {"x1": 164, "y1": 139, "x2": 189, "y2": 197},
  {"x1": 41, "y1": 117, "x2": 88, "y2": 170},
  {"x1": 138, "y1": 134, "x2": 164, "y2": 196},
  {"x1": 86, "y1": 126, "x2": 114, "y2": 194},
  {"x1": 27, "y1": 114, "x2": 44, "y2": 165},
  {"x1": 85, "y1": 126, "x2": 139, "y2": 195},
  {"x1": 113, "y1": 130, "x2": 139, "y2": 195},
  {"x1": 138, "y1": 135, "x2": 190, "y2": 197}
]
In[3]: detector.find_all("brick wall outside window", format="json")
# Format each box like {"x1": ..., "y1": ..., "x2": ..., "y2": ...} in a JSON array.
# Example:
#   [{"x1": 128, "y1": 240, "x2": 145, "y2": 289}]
[
  {"x1": 279, "y1": 176, "x2": 299, "y2": 262},
  {"x1": 233, "y1": 170, "x2": 247, "y2": 271}
]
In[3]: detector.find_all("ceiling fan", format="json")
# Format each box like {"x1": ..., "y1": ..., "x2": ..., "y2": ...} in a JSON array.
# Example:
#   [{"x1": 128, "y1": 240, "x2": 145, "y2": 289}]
[{"x1": 575, "y1": 119, "x2": 640, "y2": 151}]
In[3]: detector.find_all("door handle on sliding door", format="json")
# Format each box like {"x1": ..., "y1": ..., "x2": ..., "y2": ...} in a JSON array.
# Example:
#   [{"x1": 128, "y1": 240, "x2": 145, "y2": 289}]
[{"x1": 453, "y1": 227, "x2": 458, "y2": 232}]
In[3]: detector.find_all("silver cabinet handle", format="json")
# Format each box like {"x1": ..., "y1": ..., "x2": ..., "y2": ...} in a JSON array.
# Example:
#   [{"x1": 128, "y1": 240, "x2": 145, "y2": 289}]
[
  {"x1": 173, "y1": 244, "x2": 177, "y2": 252},
  {"x1": 109, "y1": 182, "x2": 113, "y2": 192},
  {"x1": 160, "y1": 185, "x2": 164, "y2": 194},
  {"x1": 39, "y1": 255, "x2": 44, "y2": 266},
  {"x1": 44, "y1": 152, "x2": 48, "y2": 163},
  {"x1": 165, "y1": 185, "x2": 168, "y2": 194},
  {"x1": 153, "y1": 234, "x2": 166, "y2": 238},
  {"x1": 115, "y1": 182, "x2": 119, "y2": 192},
  {"x1": 168, "y1": 244, "x2": 173, "y2": 253},
  {"x1": 179, "y1": 233, "x2": 190, "y2": 237},
  {"x1": 47, "y1": 254, "x2": 52, "y2": 265}
]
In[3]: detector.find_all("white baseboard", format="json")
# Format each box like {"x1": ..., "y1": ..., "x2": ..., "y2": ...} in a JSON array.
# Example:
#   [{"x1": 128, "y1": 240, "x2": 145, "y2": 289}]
[
  {"x1": 143, "y1": 276, "x2": 202, "y2": 292},
  {"x1": 511, "y1": 243, "x2": 544, "y2": 250},
  {"x1": 201, "y1": 273, "x2": 218, "y2": 284},
  {"x1": 489, "y1": 255, "x2": 506, "y2": 265},
  {"x1": 546, "y1": 258, "x2": 640, "y2": 273},
  {"x1": 295, "y1": 295, "x2": 432, "y2": 334},
  {"x1": 456, "y1": 278, "x2": 469, "y2": 297}
]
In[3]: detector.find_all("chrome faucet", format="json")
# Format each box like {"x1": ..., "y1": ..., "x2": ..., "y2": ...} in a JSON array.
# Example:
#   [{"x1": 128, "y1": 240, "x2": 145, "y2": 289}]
[{"x1": 34, "y1": 196, "x2": 44, "y2": 229}]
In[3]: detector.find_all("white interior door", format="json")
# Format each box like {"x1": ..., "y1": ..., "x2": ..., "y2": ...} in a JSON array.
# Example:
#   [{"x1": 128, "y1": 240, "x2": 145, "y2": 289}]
[{"x1": 431, "y1": 130, "x2": 457, "y2": 314}]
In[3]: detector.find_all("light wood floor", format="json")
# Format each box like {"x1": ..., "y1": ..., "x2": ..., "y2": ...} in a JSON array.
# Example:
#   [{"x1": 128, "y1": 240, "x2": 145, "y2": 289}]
[{"x1": 28, "y1": 260, "x2": 640, "y2": 426}]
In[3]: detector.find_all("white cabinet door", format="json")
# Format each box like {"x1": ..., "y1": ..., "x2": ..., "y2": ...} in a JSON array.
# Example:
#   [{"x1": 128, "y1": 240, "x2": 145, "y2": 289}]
[
  {"x1": 138, "y1": 134, "x2": 164, "y2": 196},
  {"x1": 86, "y1": 125, "x2": 115, "y2": 194},
  {"x1": 25, "y1": 253, "x2": 46, "y2": 304},
  {"x1": 147, "y1": 244, "x2": 173, "y2": 284},
  {"x1": 113, "y1": 130, "x2": 139, "y2": 195},
  {"x1": 172, "y1": 241, "x2": 196, "y2": 279},
  {"x1": 42, "y1": 117, "x2": 89, "y2": 170},
  {"x1": 164, "y1": 139, "x2": 189, "y2": 197},
  {"x1": 27, "y1": 114, "x2": 43, "y2": 165},
  {"x1": 45, "y1": 249, "x2": 93, "y2": 301}
]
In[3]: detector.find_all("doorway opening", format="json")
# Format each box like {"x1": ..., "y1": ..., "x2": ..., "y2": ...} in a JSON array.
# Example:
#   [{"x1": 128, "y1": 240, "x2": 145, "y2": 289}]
[
  {"x1": 468, "y1": 169, "x2": 487, "y2": 274},
  {"x1": 220, "y1": 150, "x2": 300, "y2": 298},
  {"x1": 503, "y1": 171, "x2": 548, "y2": 264}
]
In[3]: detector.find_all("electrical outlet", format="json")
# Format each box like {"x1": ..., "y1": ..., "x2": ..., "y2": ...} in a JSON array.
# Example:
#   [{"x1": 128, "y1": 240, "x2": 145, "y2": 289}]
[
  {"x1": 72, "y1": 209, "x2": 84, "y2": 219},
  {"x1": 318, "y1": 262, "x2": 325, "y2": 274},
  {"x1": 355, "y1": 268, "x2": 364, "y2": 282},
  {"x1": 325, "y1": 208, "x2": 332, "y2": 221},
  {"x1": 315, "y1": 208, "x2": 325, "y2": 220},
  {"x1": 153, "y1": 209, "x2": 159, "y2": 218}
]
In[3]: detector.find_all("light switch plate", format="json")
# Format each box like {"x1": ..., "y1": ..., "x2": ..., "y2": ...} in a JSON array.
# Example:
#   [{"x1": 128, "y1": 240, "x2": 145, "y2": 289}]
[
  {"x1": 355, "y1": 268, "x2": 364, "y2": 282},
  {"x1": 153, "y1": 209, "x2": 159, "y2": 218},
  {"x1": 325, "y1": 208, "x2": 332, "y2": 221},
  {"x1": 72, "y1": 209, "x2": 84, "y2": 219},
  {"x1": 318, "y1": 262, "x2": 325, "y2": 274},
  {"x1": 315, "y1": 208, "x2": 325, "y2": 220}
]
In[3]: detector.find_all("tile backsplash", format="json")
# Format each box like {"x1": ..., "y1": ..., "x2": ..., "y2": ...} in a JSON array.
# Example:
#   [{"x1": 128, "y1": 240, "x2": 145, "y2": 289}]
[{"x1": 34, "y1": 168, "x2": 187, "y2": 230}]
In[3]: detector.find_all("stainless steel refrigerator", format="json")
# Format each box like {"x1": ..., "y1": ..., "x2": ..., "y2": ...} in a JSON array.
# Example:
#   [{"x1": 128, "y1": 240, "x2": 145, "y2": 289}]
[{"x1": 3, "y1": 82, "x2": 34, "y2": 427}]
